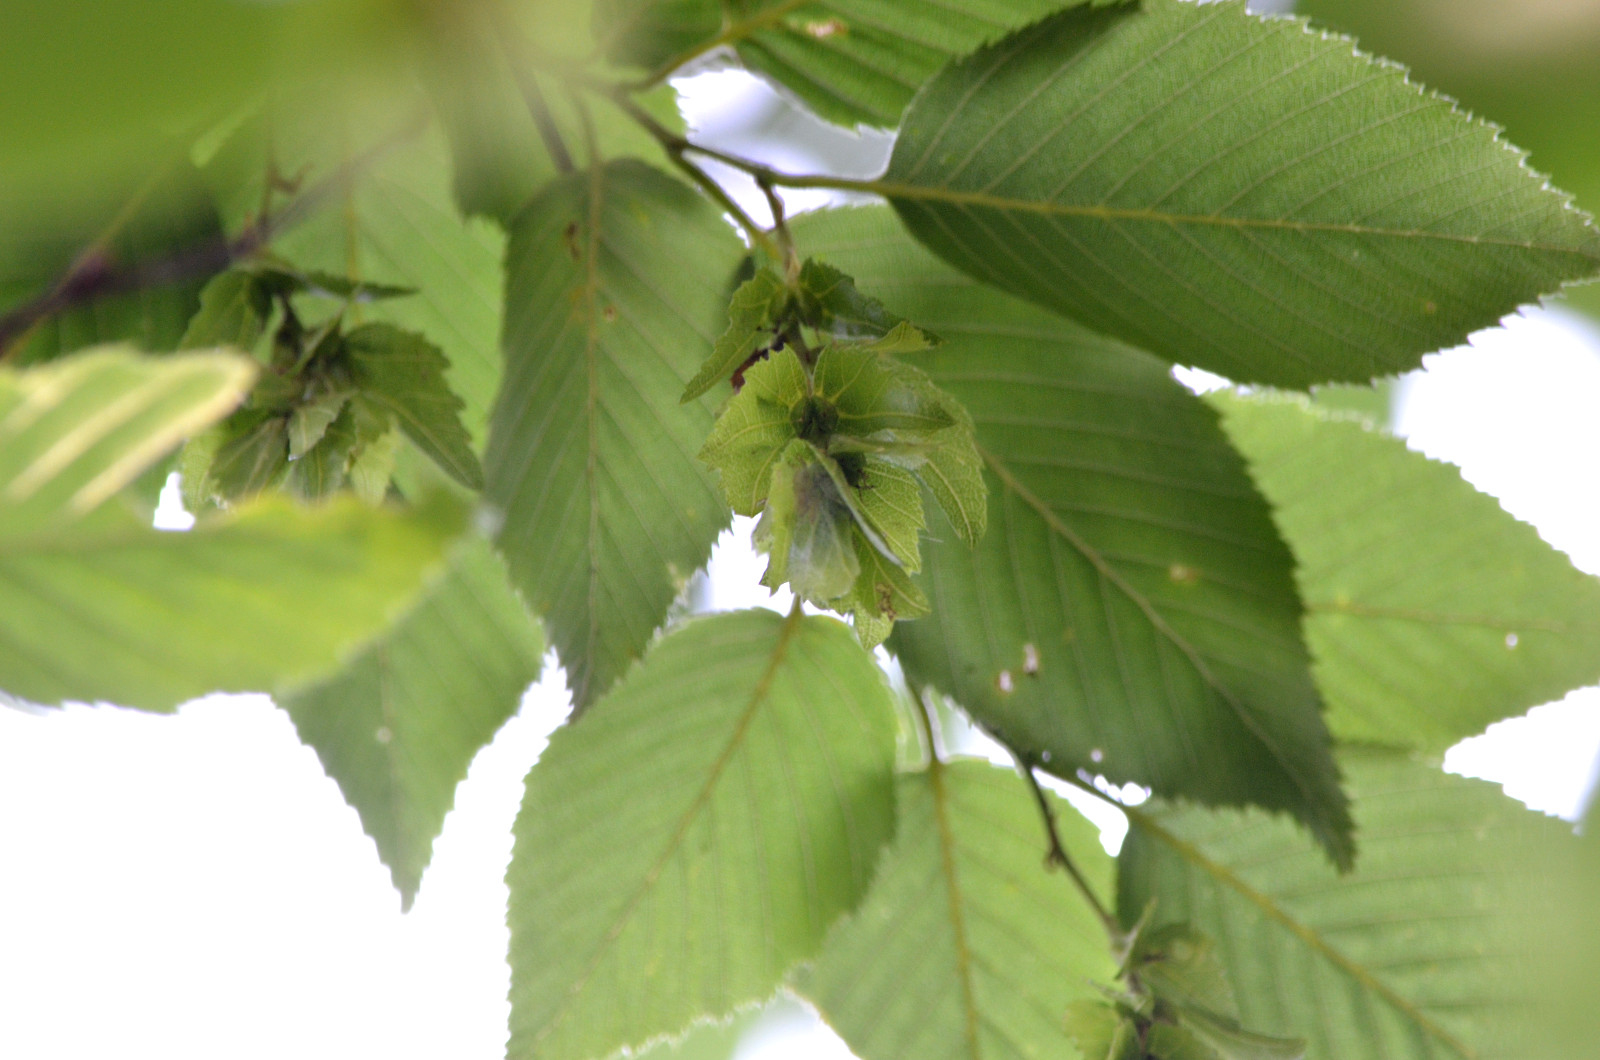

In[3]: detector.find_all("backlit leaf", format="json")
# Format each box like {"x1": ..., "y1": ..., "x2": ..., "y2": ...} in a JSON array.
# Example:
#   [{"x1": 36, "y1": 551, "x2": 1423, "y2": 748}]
[
  {"x1": 484, "y1": 160, "x2": 740, "y2": 709},
  {"x1": 596, "y1": 0, "x2": 1079, "y2": 128},
  {"x1": 795, "y1": 206, "x2": 1352, "y2": 866},
  {"x1": 795, "y1": 758, "x2": 1115, "y2": 1060},
  {"x1": 1215, "y1": 393, "x2": 1600, "y2": 751},
  {"x1": 1118, "y1": 748, "x2": 1577, "y2": 1060},
  {"x1": 280, "y1": 538, "x2": 543, "y2": 908},
  {"x1": 884, "y1": 0, "x2": 1600, "y2": 387},
  {"x1": 506, "y1": 608, "x2": 898, "y2": 1060}
]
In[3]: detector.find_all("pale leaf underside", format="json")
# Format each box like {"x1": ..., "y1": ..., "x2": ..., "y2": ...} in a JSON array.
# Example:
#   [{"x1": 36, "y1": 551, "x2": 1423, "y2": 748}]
[
  {"x1": 797, "y1": 759, "x2": 1116, "y2": 1060},
  {"x1": 1118, "y1": 748, "x2": 1579, "y2": 1060},
  {"x1": 506, "y1": 609, "x2": 898, "y2": 1060},
  {"x1": 1216, "y1": 395, "x2": 1600, "y2": 752}
]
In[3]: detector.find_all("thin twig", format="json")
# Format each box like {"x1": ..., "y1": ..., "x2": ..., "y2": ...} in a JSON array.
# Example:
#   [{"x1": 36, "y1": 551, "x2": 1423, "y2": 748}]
[
  {"x1": 602, "y1": 89, "x2": 784, "y2": 259},
  {"x1": 494, "y1": 13, "x2": 575, "y2": 175},
  {"x1": 0, "y1": 114, "x2": 426, "y2": 359},
  {"x1": 1011, "y1": 752, "x2": 1121, "y2": 938}
]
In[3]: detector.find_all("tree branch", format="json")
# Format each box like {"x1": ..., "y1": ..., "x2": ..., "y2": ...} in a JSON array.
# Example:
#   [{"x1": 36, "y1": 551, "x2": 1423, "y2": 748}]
[
  {"x1": 0, "y1": 115, "x2": 426, "y2": 359},
  {"x1": 1010, "y1": 751, "x2": 1121, "y2": 939}
]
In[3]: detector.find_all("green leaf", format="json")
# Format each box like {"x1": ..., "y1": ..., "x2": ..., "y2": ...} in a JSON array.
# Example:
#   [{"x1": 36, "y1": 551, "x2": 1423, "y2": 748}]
[
  {"x1": 206, "y1": 114, "x2": 506, "y2": 446},
  {"x1": 0, "y1": 346, "x2": 254, "y2": 539},
  {"x1": 0, "y1": 493, "x2": 464, "y2": 712},
  {"x1": 794, "y1": 759, "x2": 1116, "y2": 1060},
  {"x1": 682, "y1": 266, "x2": 787, "y2": 403},
  {"x1": 798, "y1": 259, "x2": 904, "y2": 339},
  {"x1": 343, "y1": 322, "x2": 483, "y2": 490},
  {"x1": 287, "y1": 402, "x2": 359, "y2": 500},
  {"x1": 1118, "y1": 748, "x2": 1576, "y2": 1060},
  {"x1": 208, "y1": 411, "x2": 290, "y2": 500},
  {"x1": 1066, "y1": 1001, "x2": 1142, "y2": 1060},
  {"x1": 279, "y1": 538, "x2": 542, "y2": 909},
  {"x1": 595, "y1": 0, "x2": 1081, "y2": 128},
  {"x1": 287, "y1": 388, "x2": 349, "y2": 460},
  {"x1": 485, "y1": 160, "x2": 740, "y2": 709},
  {"x1": 794, "y1": 206, "x2": 1352, "y2": 867},
  {"x1": 883, "y1": 0, "x2": 1600, "y2": 387},
  {"x1": 1215, "y1": 393, "x2": 1600, "y2": 751},
  {"x1": 506, "y1": 608, "x2": 898, "y2": 1060},
  {"x1": 180, "y1": 269, "x2": 272, "y2": 352},
  {"x1": 700, "y1": 348, "x2": 811, "y2": 516}
]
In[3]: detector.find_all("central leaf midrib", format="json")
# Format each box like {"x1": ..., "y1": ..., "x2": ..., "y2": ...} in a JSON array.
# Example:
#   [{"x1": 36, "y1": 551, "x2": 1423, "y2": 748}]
[
  {"x1": 1127, "y1": 803, "x2": 1479, "y2": 1060},
  {"x1": 927, "y1": 761, "x2": 985, "y2": 1060},
  {"x1": 532, "y1": 608, "x2": 806, "y2": 1048},
  {"x1": 872, "y1": 180, "x2": 1600, "y2": 258},
  {"x1": 978, "y1": 445, "x2": 1327, "y2": 819}
]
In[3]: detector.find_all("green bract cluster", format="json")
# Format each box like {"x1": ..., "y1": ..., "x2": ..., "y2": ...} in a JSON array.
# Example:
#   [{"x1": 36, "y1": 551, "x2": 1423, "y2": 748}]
[
  {"x1": 696, "y1": 261, "x2": 985, "y2": 645},
  {"x1": 181, "y1": 264, "x2": 481, "y2": 508}
]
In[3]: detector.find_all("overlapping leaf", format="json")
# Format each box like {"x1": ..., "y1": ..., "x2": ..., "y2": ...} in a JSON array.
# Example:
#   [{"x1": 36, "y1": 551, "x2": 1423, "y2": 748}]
[
  {"x1": 796, "y1": 759, "x2": 1115, "y2": 1060},
  {"x1": 1216, "y1": 394, "x2": 1600, "y2": 751},
  {"x1": 795, "y1": 206, "x2": 1352, "y2": 866},
  {"x1": 595, "y1": 0, "x2": 1077, "y2": 128},
  {"x1": 1, "y1": 494, "x2": 463, "y2": 711},
  {"x1": 279, "y1": 538, "x2": 543, "y2": 908},
  {"x1": 506, "y1": 609, "x2": 898, "y2": 1060},
  {"x1": 884, "y1": 0, "x2": 1600, "y2": 387},
  {"x1": 0, "y1": 345, "x2": 463, "y2": 713},
  {"x1": 485, "y1": 160, "x2": 740, "y2": 709},
  {"x1": 1118, "y1": 748, "x2": 1578, "y2": 1060}
]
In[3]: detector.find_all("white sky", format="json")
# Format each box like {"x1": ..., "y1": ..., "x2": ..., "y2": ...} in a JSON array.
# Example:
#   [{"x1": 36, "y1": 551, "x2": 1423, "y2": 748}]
[{"x1": 2, "y1": 71, "x2": 1598, "y2": 1060}]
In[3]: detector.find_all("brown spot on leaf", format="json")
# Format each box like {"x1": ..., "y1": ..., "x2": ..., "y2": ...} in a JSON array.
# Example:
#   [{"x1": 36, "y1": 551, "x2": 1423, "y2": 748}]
[
  {"x1": 804, "y1": 17, "x2": 847, "y2": 38},
  {"x1": 562, "y1": 221, "x2": 581, "y2": 261}
]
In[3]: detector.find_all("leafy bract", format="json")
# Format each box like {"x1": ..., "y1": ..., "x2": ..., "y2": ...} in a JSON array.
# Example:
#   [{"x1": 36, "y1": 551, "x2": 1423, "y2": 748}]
[
  {"x1": 1118, "y1": 748, "x2": 1578, "y2": 1060},
  {"x1": 682, "y1": 266, "x2": 787, "y2": 403},
  {"x1": 595, "y1": 0, "x2": 1076, "y2": 128},
  {"x1": 795, "y1": 759, "x2": 1115, "y2": 1060},
  {"x1": 506, "y1": 609, "x2": 898, "y2": 1060},
  {"x1": 344, "y1": 322, "x2": 483, "y2": 490},
  {"x1": 484, "y1": 160, "x2": 740, "y2": 709},
  {"x1": 1217, "y1": 394, "x2": 1600, "y2": 751},
  {"x1": 279, "y1": 538, "x2": 542, "y2": 909},
  {"x1": 700, "y1": 337, "x2": 981, "y2": 638},
  {"x1": 795, "y1": 206, "x2": 1352, "y2": 866},
  {"x1": 884, "y1": 0, "x2": 1600, "y2": 387}
]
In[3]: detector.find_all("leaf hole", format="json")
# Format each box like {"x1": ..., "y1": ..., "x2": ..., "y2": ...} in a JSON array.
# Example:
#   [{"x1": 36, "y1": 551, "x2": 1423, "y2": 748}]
[
  {"x1": 1022, "y1": 642, "x2": 1040, "y2": 675},
  {"x1": 374, "y1": 726, "x2": 394, "y2": 745},
  {"x1": 1090, "y1": 748, "x2": 1104, "y2": 764},
  {"x1": 1505, "y1": 632, "x2": 1519, "y2": 649},
  {"x1": 996, "y1": 670, "x2": 1014, "y2": 694}
]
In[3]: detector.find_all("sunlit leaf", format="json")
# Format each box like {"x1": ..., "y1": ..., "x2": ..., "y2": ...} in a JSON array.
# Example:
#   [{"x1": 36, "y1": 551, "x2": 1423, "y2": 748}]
[{"x1": 506, "y1": 609, "x2": 898, "y2": 1060}]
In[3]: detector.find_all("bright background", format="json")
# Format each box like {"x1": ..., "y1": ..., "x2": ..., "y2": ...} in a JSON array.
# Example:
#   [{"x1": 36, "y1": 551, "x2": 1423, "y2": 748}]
[{"x1": 3, "y1": 56, "x2": 1599, "y2": 1060}]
